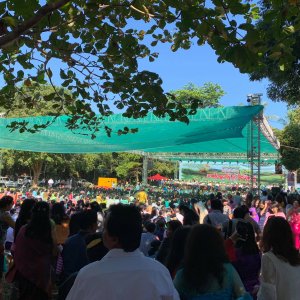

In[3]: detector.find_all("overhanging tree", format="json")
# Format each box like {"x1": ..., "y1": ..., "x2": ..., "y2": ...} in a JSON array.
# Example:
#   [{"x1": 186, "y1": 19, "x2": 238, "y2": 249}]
[
  {"x1": 274, "y1": 108, "x2": 300, "y2": 171},
  {"x1": 249, "y1": 1, "x2": 300, "y2": 106},
  {"x1": 0, "y1": 0, "x2": 295, "y2": 137}
]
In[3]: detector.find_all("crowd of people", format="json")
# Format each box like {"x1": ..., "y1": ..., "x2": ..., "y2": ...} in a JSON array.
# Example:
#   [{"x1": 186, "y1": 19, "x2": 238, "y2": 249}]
[{"x1": 0, "y1": 183, "x2": 299, "y2": 300}]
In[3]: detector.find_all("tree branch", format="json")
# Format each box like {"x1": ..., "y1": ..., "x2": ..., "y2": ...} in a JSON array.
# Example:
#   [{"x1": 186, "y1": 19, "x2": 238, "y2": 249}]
[{"x1": 0, "y1": 0, "x2": 71, "y2": 48}]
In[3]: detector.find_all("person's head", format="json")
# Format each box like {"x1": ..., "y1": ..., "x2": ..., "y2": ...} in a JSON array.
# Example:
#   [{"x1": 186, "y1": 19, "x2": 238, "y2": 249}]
[
  {"x1": 0, "y1": 195, "x2": 13, "y2": 211},
  {"x1": 275, "y1": 193, "x2": 285, "y2": 205},
  {"x1": 148, "y1": 239, "x2": 161, "y2": 257},
  {"x1": 18, "y1": 199, "x2": 36, "y2": 220},
  {"x1": 222, "y1": 198, "x2": 228, "y2": 207},
  {"x1": 181, "y1": 207, "x2": 199, "y2": 226},
  {"x1": 261, "y1": 217, "x2": 300, "y2": 266},
  {"x1": 293, "y1": 200, "x2": 300, "y2": 209},
  {"x1": 79, "y1": 210, "x2": 98, "y2": 233},
  {"x1": 144, "y1": 221, "x2": 156, "y2": 233},
  {"x1": 252, "y1": 196, "x2": 260, "y2": 207},
  {"x1": 233, "y1": 206, "x2": 247, "y2": 219},
  {"x1": 178, "y1": 204, "x2": 189, "y2": 215},
  {"x1": 51, "y1": 202, "x2": 67, "y2": 225},
  {"x1": 165, "y1": 226, "x2": 191, "y2": 277},
  {"x1": 235, "y1": 221, "x2": 259, "y2": 255},
  {"x1": 211, "y1": 200, "x2": 223, "y2": 212},
  {"x1": 15, "y1": 198, "x2": 36, "y2": 239},
  {"x1": 69, "y1": 211, "x2": 84, "y2": 236},
  {"x1": 270, "y1": 201, "x2": 281, "y2": 214},
  {"x1": 259, "y1": 201, "x2": 265, "y2": 209},
  {"x1": 90, "y1": 201, "x2": 102, "y2": 213},
  {"x1": 103, "y1": 204, "x2": 142, "y2": 252},
  {"x1": 183, "y1": 224, "x2": 228, "y2": 290},
  {"x1": 166, "y1": 220, "x2": 182, "y2": 238},
  {"x1": 25, "y1": 201, "x2": 52, "y2": 244},
  {"x1": 240, "y1": 205, "x2": 250, "y2": 217}
]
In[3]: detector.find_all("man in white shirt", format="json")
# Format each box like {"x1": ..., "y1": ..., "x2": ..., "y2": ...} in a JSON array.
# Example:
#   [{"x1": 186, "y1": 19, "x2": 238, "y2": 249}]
[
  {"x1": 48, "y1": 178, "x2": 54, "y2": 188},
  {"x1": 67, "y1": 204, "x2": 179, "y2": 300}
]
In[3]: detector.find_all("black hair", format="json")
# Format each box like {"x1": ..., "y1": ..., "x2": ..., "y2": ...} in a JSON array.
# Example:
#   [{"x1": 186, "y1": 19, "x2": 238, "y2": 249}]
[
  {"x1": 90, "y1": 201, "x2": 102, "y2": 213},
  {"x1": 183, "y1": 224, "x2": 228, "y2": 291},
  {"x1": 216, "y1": 192, "x2": 222, "y2": 200},
  {"x1": 106, "y1": 204, "x2": 142, "y2": 252},
  {"x1": 211, "y1": 200, "x2": 223, "y2": 212},
  {"x1": 79, "y1": 210, "x2": 98, "y2": 231},
  {"x1": 51, "y1": 202, "x2": 67, "y2": 225},
  {"x1": 191, "y1": 198, "x2": 198, "y2": 204},
  {"x1": 25, "y1": 201, "x2": 52, "y2": 244},
  {"x1": 69, "y1": 211, "x2": 84, "y2": 236},
  {"x1": 145, "y1": 221, "x2": 156, "y2": 233},
  {"x1": 14, "y1": 198, "x2": 36, "y2": 241},
  {"x1": 178, "y1": 204, "x2": 189, "y2": 214},
  {"x1": 165, "y1": 226, "x2": 191, "y2": 277},
  {"x1": 235, "y1": 221, "x2": 260, "y2": 255},
  {"x1": 179, "y1": 204, "x2": 199, "y2": 226},
  {"x1": 148, "y1": 240, "x2": 161, "y2": 257},
  {"x1": 262, "y1": 217, "x2": 300, "y2": 266},
  {"x1": 167, "y1": 220, "x2": 182, "y2": 234},
  {"x1": 233, "y1": 206, "x2": 247, "y2": 219},
  {"x1": 0, "y1": 195, "x2": 13, "y2": 209}
]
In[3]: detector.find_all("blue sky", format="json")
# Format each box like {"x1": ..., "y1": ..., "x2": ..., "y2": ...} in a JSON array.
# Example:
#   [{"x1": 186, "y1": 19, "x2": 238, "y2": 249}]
[{"x1": 138, "y1": 41, "x2": 288, "y2": 129}]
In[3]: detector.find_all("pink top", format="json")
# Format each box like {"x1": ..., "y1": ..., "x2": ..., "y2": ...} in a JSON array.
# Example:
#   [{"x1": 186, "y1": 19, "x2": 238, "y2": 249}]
[{"x1": 264, "y1": 212, "x2": 286, "y2": 226}]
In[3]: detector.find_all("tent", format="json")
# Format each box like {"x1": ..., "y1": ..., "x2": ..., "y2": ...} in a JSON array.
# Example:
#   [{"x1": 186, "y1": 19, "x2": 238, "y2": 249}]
[
  {"x1": 0, "y1": 105, "x2": 279, "y2": 162},
  {"x1": 148, "y1": 174, "x2": 168, "y2": 181}
]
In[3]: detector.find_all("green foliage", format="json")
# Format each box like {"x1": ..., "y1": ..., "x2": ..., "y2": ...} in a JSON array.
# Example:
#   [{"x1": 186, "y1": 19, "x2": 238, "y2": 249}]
[
  {"x1": 1, "y1": 151, "x2": 177, "y2": 184},
  {"x1": 249, "y1": 1, "x2": 300, "y2": 105},
  {"x1": 114, "y1": 153, "x2": 142, "y2": 181},
  {"x1": 0, "y1": 84, "x2": 75, "y2": 184},
  {"x1": 169, "y1": 83, "x2": 225, "y2": 110},
  {"x1": 275, "y1": 108, "x2": 300, "y2": 171},
  {"x1": 149, "y1": 160, "x2": 175, "y2": 177},
  {"x1": 1, "y1": 0, "x2": 298, "y2": 135}
]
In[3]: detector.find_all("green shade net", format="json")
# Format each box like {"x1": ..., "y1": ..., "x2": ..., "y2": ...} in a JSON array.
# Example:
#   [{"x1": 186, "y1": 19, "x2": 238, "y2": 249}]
[{"x1": 0, "y1": 105, "x2": 277, "y2": 158}]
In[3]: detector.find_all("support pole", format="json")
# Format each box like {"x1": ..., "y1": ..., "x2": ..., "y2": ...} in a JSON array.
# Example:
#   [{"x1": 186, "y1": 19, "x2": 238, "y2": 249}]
[
  {"x1": 247, "y1": 93, "x2": 262, "y2": 197},
  {"x1": 174, "y1": 161, "x2": 179, "y2": 180},
  {"x1": 142, "y1": 154, "x2": 148, "y2": 185}
]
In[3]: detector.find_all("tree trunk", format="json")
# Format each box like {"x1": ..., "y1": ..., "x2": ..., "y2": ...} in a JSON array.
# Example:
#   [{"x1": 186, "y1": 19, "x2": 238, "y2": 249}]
[{"x1": 31, "y1": 161, "x2": 43, "y2": 187}]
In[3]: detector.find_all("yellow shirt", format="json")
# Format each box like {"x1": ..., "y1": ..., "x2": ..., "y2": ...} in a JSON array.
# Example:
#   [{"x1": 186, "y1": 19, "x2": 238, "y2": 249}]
[{"x1": 135, "y1": 191, "x2": 148, "y2": 203}]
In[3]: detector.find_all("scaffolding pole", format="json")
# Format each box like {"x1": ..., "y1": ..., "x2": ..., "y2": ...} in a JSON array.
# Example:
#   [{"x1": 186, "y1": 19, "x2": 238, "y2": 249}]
[
  {"x1": 142, "y1": 154, "x2": 148, "y2": 185},
  {"x1": 247, "y1": 94, "x2": 262, "y2": 196}
]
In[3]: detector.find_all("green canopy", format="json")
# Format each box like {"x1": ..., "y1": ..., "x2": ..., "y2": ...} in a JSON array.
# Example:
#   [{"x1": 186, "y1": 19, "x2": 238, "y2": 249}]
[{"x1": 0, "y1": 105, "x2": 278, "y2": 160}]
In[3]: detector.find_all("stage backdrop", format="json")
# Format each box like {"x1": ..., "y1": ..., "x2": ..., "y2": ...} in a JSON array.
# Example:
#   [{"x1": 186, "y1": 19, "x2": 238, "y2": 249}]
[{"x1": 179, "y1": 162, "x2": 284, "y2": 186}]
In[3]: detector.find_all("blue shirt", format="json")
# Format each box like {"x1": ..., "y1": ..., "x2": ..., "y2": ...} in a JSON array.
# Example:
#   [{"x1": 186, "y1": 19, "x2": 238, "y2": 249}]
[{"x1": 62, "y1": 232, "x2": 89, "y2": 276}]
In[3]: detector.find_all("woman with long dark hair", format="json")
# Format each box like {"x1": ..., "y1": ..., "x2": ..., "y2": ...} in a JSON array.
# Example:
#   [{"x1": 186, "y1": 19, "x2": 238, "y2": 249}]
[
  {"x1": 14, "y1": 201, "x2": 56, "y2": 300},
  {"x1": 225, "y1": 221, "x2": 261, "y2": 298},
  {"x1": 263, "y1": 201, "x2": 285, "y2": 226},
  {"x1": 165, "y1": 226, "x2": 191, "y2": 279},
  {"x1": 258, "y1": 217, "x2": 300, "y2": 300},
  {"x1": 14, "y1": 198, "x2": 36, "y2": 241},
  {"x1": 51, "y1": 202, "x2": 69, "y2": 245},
  {"x1": 174, "y1": 224, "x2": 248, "y2": 299}
]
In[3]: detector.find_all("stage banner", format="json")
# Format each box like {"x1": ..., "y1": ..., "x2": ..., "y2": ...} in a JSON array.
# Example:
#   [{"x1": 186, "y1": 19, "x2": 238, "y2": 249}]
[{"x1": 179, "y1": 162, "x2": 284, "y2": 186}]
